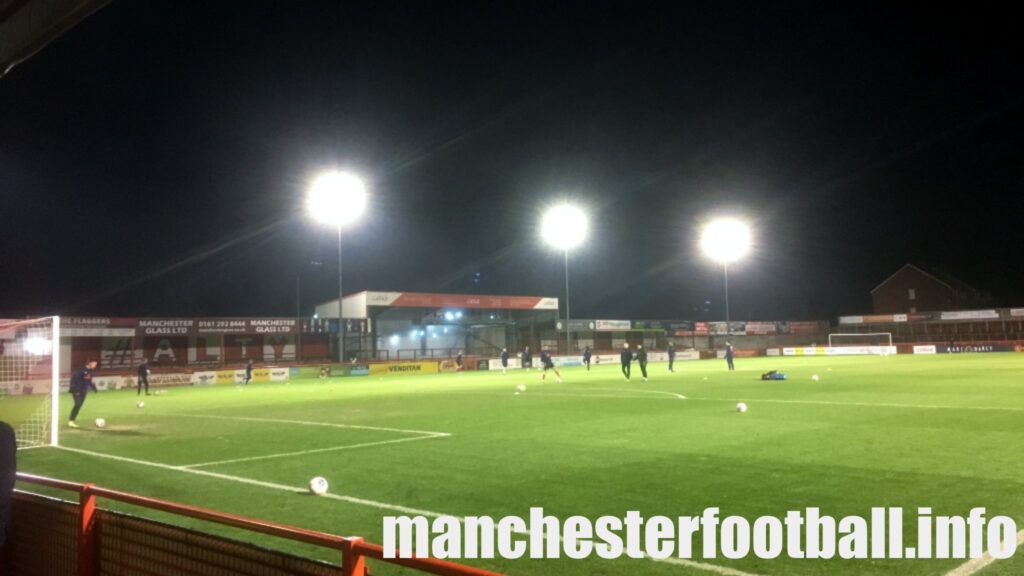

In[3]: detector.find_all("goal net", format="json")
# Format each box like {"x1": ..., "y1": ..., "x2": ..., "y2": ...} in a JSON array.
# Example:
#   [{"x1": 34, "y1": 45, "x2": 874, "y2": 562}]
[
  {"x1": 0, "y1": 316, "x2": 60, "y2": 448},
  {"x1": 828, "y1": 332, "x2": 893, "y2": 347}
]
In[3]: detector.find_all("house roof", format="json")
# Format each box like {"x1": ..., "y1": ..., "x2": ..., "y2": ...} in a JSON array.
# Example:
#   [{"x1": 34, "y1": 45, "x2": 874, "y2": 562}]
[{"x1": 870, "y1": 264, "x2": 980, "y2": 294}]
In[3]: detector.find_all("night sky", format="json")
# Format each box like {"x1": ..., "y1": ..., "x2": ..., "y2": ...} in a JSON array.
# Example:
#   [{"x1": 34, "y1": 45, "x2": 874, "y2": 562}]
[{"x1": 2, "y1": 2, "x2": 1021, "y2": 321}]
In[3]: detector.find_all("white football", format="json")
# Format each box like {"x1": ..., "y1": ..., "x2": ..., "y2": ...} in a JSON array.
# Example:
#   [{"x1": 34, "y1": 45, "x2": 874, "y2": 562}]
[
  {"x1": 308, "y1": 476, "x2": 329, "y2": 495},
  {"x1": 95, "y1": 418, "x2": 106, "y2": 428},
  {"x1": 516, "y1": 384, "x2": 526, "y2": 392},
  {"x1": 812, "y1": 374, "x2": 819, "y2": 381},
  {"x1": 736, "y1": 403, "x2": 748, "y2": 413},
  {"x1": 137, "y1": 401, "x2": 145, "y2": 408}
]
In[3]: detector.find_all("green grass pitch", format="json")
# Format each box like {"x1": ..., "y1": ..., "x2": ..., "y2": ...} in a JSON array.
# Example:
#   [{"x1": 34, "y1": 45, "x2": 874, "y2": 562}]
[{"x1": 9, "y1": 354, "x2": 1024, "y2": 575}]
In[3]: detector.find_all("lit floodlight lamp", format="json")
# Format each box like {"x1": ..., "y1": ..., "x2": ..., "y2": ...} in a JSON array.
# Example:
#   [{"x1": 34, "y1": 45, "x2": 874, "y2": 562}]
[
  {"x1": 700, "y1": 218, "x2": 751, "y2": 264},
  {"x1": 306, "y1": 171, "x2": 367, "y2": 228},
  {"x1": 540, "y1": 202, "x2": 589, "y2": 355},
  {"x1": 445, "y1": 312, "x2": 454, "y2": 321},
  {"x1": 698, "y1": 217, "x2": 752, "y2": 327},
  {"x1": 389, "y1": 335, "x2": 399, "y2": 345},
  {"x1": 540, "y1": 204, "x2": 588, "y2": 251},
  {"x1": 24, "y1": 337, "x2": 51, "y2": 356}
]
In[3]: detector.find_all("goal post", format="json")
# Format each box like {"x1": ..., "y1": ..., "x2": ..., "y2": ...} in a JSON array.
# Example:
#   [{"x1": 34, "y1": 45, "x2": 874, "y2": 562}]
[
  {"x1": 0, "y1": 316, "x2": 61, "y2": 449},
  {"x1": 828, "y1": 332, "x2": 893, "y2": 347}
]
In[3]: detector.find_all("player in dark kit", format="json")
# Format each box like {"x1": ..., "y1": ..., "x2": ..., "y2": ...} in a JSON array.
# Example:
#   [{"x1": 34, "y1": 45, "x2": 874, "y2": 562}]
[
  {"x1": 636, "y1": 344, "x2": 649, "y2": 382},
  {"x1": 500, "y1": 348, "x2": 509, "y2": 374},
  {"x1": 245, "y1": 358, "x2": 254, "y2": 384},
  {"x1": 582, "y1": 346, "x2": 592, "y2": 371},
  {"x1": 539, "y1": 349, "x2": 562, "y2": 383},
  {"x1": 68, "y1": 359, "x2": 99, "y2": 428},
  {"x1": 456, "y1": 351, "x2": 464, "y2": 371},
  {"x1": 521, "y1": 346, "x2": 532, "y2": 370},
  {"x1": 620, "y1": 343, "x2": 632, "y2": 380},
  {"x1": 137, "y1": 358, "x2": 151, "y2": 396},
  {"x1": 725, "y1": 342, "x2": 735, "y2": 371},
  {"x1": 667, "y1": 342, "x2": 676, "y2": 372}
]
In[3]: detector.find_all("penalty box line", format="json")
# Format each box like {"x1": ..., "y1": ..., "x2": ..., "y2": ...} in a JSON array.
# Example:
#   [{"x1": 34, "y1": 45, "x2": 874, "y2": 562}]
[
  {"x1": 181, "y1": 434, "x2": 450, "y2": 469},
  {"x1": 51, "y1": 446, "x2": 762, "y2": 576},
  {"x1": 147, "y1": 413, "x2": 452, "y2": 469},
  {"x1": 159, "y1": 412, "x2": 452, "y2": 436}
]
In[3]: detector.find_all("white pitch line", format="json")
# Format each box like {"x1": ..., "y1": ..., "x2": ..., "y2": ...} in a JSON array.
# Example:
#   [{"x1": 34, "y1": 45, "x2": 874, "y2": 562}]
[
  {"x1": 683, "y1": 397, "x2": 1024, "y2": 412},
  {"x1": 181, "y1": 433, "x2": 449, "y2": 469},
  {"x1": 159, "y1": 412, "x2": 450, "y2": 436},
  {"x1": 944, "y1": 528, "x2": 1024, "y2": 576},
  {"x1": 599, "y1": 387, "x2": 687, "y2": 400},
  {"x1": 52, "y1": 446, "x2": 762, "y2": 576}
]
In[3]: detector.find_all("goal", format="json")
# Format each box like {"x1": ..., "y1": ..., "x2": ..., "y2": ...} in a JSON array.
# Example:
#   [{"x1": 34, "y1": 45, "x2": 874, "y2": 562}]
[
  {"x1": 828, "y1": 332, "x2": 893, "y2": 347},
  {"x1": 0, "y1": 316, "x2": 60, "y2": 448}
]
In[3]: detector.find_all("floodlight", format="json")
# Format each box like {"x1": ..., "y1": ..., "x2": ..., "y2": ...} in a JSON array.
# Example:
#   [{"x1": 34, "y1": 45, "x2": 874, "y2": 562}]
[
  {"x1": 541, "y1": 204, "x2": 588, "y2": 251},
  {"x1": 700, "y1": 218, "x2": 751, "y2": 264},
  {"x1": 306, "y1": 171, "x2": 367, "y2": 228},
  {"x1": 445, "y1": 312, "x2": 454, "y2": 321},
  {"x1": 24, "y1": 337, "x2": 51, "y2": 356},
  {"x1": 389, "y1": 335, "x2": 399, "y2": 345}
]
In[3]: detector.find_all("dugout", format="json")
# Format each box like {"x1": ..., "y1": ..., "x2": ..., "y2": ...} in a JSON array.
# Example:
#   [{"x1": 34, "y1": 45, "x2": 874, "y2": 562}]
[{"x1": 314, "y1": 291, "x2": 560, "y2": 361}]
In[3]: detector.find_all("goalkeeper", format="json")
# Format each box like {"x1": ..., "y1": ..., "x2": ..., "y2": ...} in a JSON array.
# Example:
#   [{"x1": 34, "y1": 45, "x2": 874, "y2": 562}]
[{"x1": 68, "y1": 359, "x2": 98, "y2": 428}]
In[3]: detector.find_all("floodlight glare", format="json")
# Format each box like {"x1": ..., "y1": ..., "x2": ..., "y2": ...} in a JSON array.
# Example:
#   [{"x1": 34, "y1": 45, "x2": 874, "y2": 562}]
[
  {"x1": 541, "y1": 204, "x2": 588, "y2": 251},
  {"x1": 24, "y1": 337, "x2": 51, "y2": 356},
  {"x1": 306, "y1": 171, "x2": 367, "y2": 228},
  {"x1": 700, "y1": 218, "x2": 751, "y2": 264}
]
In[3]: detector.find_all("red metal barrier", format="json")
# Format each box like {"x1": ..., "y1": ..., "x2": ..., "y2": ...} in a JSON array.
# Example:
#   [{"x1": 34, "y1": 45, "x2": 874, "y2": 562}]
[{"x1": 14, "y1": 473, "x2": 504, "y2": 576}]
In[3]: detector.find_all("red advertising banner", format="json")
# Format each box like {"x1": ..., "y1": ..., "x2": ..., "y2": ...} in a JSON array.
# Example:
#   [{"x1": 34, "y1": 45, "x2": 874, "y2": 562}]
[
  {"x1": 787, "y1": 321, "x2": 825, "y2": 334},
  {"x1": 744, "y1": 322, "x2": 778, "y2": 335},
  {"x1": 223, "y1": 334, "x2": 264, "y2": 362},
  {"x1": 143, "y1": 336, "x2": 189, "y2": 366}
]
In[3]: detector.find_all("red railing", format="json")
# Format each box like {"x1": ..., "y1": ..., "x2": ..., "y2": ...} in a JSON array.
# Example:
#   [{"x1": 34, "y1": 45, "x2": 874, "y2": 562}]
[{"x1": 14, "y1": 472, "x2": 504, "y2": 576}]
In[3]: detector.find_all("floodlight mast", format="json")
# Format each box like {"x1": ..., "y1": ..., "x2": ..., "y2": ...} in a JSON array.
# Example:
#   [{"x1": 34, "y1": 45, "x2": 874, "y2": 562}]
[
  {"x1": 699, "y1": 218, "x2": 751, "y2": 331},
  {"x1": 541, "y1": 204, "x2": 588, "y2": 354},
  {"x1": 306, "y1": 170, "x2": 367, "y2": 363}
]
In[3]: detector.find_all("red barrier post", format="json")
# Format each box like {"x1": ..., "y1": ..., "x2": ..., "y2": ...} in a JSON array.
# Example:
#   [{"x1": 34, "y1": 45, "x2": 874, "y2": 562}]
[
  {"x1": 78, "y1": 484, "x2": 97, "y2": 576},
  {"x1": 341, "y1": 536, "x2": 367, "y2": 576}
]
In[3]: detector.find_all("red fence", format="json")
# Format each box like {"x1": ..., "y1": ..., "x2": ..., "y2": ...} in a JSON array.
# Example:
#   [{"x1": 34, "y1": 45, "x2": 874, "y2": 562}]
[{"x1": 6, "y1": 473, "x2": 503, "y2": 576}]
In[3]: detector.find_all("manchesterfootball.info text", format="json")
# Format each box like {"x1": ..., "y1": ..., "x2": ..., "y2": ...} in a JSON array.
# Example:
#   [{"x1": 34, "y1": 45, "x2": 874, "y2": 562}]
[{"x1": 383, "y1": 507, "x2": 1019, "y2": 561}]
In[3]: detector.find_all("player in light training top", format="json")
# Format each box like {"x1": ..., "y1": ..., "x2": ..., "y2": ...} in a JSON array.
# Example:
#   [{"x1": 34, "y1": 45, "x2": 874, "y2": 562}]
[
  {"x1": 68, "y1": 359, "x2": 99, "y2": 428},
  {"x1": 582, "y1": 346, "x2": 592, "y2": 371},
  {"x1": 539, "y1": 349, "x2": 562, "y2": 383},
  {"x1": 620, "y1": 343, "x2": 633, "y2": 381},
  {"x1": 500, "y1": 348, "x2": 509, "y2": 374},
  {"x1": 245, "y1": 358, "x2": 254, "y2": 384},
  {"x1": 725, "y1": 342, "x2": 735, "y2": 371},
  {"x1": 667, "y1": 342, "x2": 676, "y2": 372},
  {"x1": 137, "y1": 358, "x2": 151, "y2": 396},
  {"x1": 636, "y1": 344, "x2": 648, "y2": 382}
]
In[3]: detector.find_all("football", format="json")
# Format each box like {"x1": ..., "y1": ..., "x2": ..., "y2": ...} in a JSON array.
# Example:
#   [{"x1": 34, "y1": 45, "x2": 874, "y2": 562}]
[
  {"x1": 308, "y1": 476, "x2": 329, "y2": 495},
  {"x1": 812, "y1": 374, "x2": 820, "y2": 381},
  {"x1": 137, "y1": 401, "x2": 145, "y2": 408},
  {"x1": 95, "y1": 418, "x2": 106, "y2": 428},
  {"x1": 516, "y1": 384, "x2": 526, "y2": 392},
  {"x1": 736, "y1": 403, "x2": 748, "y2": 413}
]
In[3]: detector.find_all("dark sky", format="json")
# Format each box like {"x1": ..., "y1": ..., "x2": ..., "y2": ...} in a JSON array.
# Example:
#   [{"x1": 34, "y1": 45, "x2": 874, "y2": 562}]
[{"x1": 1, "y1": 2, "x2": 1021, "y2": 321}]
